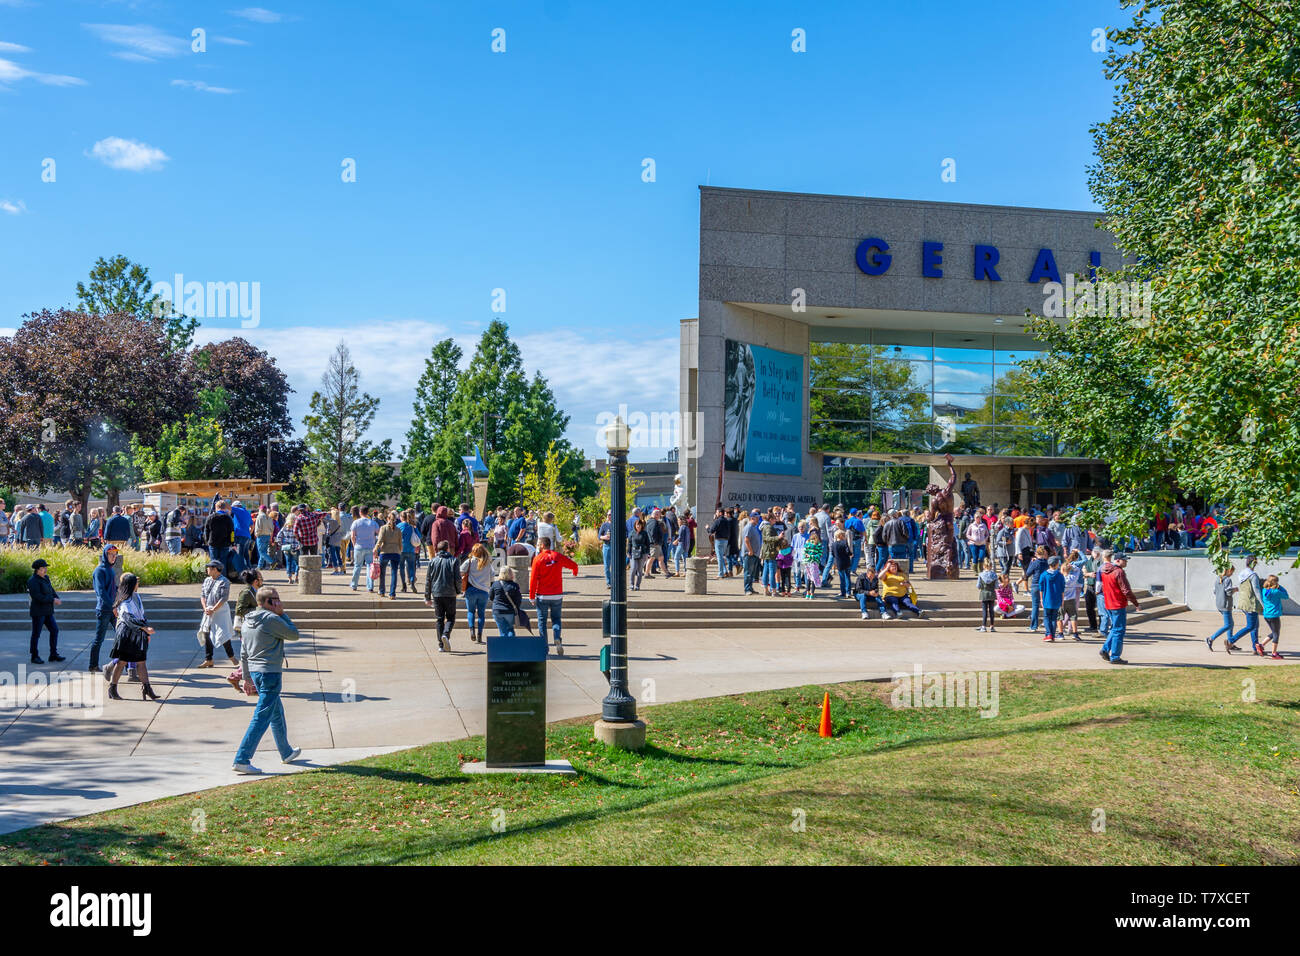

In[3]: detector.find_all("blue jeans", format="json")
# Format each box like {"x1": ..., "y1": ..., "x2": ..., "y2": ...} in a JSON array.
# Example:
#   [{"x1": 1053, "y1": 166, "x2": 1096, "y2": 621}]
[
  {"x1": 1209, "y1": 610, "x2": 1234, "y2": 644},
  {"x1": 602, "y1": 543, "x2": 612, "y2": 586},
  {"x1": 857, "y1": 593, "x2": 885, "y2": 615},
  {"x1": 351, "y1": 547, "x2": 374, "y2": 589},
  {"x1": 762, "y1": 558, "x2": 777, "y2": 590},
  {"x1": 537, "y1": 597, "x2": 563, "y2": 642},
  {"x1": 379, "y1": 552, "x2": 400, "y2": 596},
  {"x1": 234, "y1": 671, "x2": 293, "y2": 765},
  {"x1": 285, "y1": 550, "x2": 299, "y2": 578},
  {"x1": 493, "y1": 611, "x2": 516, "y2": 638},
  {"x1": 957, "y1": 537, "x2": 970, "y2": 568},
  {"x1": 887, "y1": 543, "x2": 908, "y2": 571},
  {"x1": 674, "y1": 543, "x2": 688, "y2": 574},
  {"x1": 907, "y1": 542, "x2": 918, "y2": 574},
  {"x1": 89, "y1": 608, "x2": 114, "y2": 668},
  {"x1": 232, "y1": 536, "x2": 250, "y2": 573},
  {"x1": 743, "y1": 554, "x2": 760, "y2": 593},
  {"x1": 400, "y1": 552, "x2": 417, "y2": 588},
  {"x1": 1098, "y1": 604, "x2": 1112, "y2": 641},
  {"x1": 166, "y1": 536, "x2": 182, "y2": 555},
  {"x1": 969, "y1": 543, "x2": 987, "y2": 569},
  {"x1": 465, "y1": 586, "x2": 488, "y2": 632},
  {"x1": 256, "y1": 534, "x2": 272, "y2": 569},
  {"x1": 328, "y1": 544, "x2": 342, "y2": 571},
  {"x1": 1044, "y1": 606, "x2": 1060, "y2": 636},
  {"x1": 1102, "y1": 607, "x2": 1128, "y2": 660},
  {"x1": 1229, "y1": 612, "x2": 1260, "y2": 649},
  {"x1": 838, "y1": 569, "x2": 851, "y2": 596},
  {"x1": 850, "y1": 541, "x2": 862, "y2": 572},
  {"x1": 714, "y1": 540, "x2": 729, "y2": 577},
  {"x1": 1029, "y1": 587, "x2": 1042, "y2": 631}
]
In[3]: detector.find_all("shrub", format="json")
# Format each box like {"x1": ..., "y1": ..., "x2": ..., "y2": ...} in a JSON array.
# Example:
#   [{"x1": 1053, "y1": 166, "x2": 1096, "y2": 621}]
[
  {"x1": 575, "y1": 527, "x2": 603, "y2": 565},
  {"x1": 0, "y1": 544, "x2": 205, "y2": 594}
]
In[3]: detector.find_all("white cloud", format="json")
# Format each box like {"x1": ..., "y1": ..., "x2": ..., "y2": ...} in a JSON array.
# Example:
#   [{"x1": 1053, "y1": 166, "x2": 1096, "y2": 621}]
[
  {"x1": 229, "y1": 7, "x2": 283, "y2": 23},
  {"x1": 87, "y1": 136, "x2": 169, "y2": 171},
  {"x1": 0, "y1": 41, "x2": 32, "y2": 53},
  {"x1": 192, "y1": 321, "x2": 680, "y2": 457},
  {"x1": 171, "y1": 78, "x2": 237, "y2": 94},
  {"x1": 212, "y1": 36, "x2": 251, "y2": 46},
  {"x1": 0, "y1": 56, "x2": 86, "y2": 86},
  {"x1": 83, "y1": 24, "x2": 188, "y2": 61},
  {"x1": 0, "y1": 199, "x2": 27, "y2": 215}
]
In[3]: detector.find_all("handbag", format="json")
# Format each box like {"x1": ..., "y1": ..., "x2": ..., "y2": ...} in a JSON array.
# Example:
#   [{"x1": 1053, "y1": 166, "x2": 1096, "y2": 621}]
[
  {"x1": 506, "y1": 586, "x2": 532, "y2": 633},
  {"x1": 369, "y1": 558, "x2": 380, "y2": 580},
  {"x1": 196, "y1": 613, "x2": 211, "y2": 648}
]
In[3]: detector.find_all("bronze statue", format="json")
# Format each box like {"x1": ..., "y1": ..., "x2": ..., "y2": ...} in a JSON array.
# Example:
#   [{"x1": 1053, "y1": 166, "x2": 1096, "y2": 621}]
[{"x1": 925, "y1": 453, "x2": 960, "y2": 579}]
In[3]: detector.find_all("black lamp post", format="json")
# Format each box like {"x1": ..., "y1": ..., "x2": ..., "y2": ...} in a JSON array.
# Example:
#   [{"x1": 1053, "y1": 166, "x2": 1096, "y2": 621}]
[{"x1": 601, "y1": 416, "x2": 637, "y2": 724}]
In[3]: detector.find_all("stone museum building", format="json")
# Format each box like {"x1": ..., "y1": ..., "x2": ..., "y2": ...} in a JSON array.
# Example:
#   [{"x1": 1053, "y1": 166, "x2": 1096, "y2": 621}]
[{"x1": 679, "y1": 186, "x2": 1122, "y2": 514}]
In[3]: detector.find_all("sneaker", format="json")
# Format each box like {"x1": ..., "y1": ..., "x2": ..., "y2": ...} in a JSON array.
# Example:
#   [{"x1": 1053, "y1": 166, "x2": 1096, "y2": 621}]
[
  {"x1": 232, "y1": 763, "x2": 262, "y2": 774},
  {"x1": 49, "y1": 653, "x2": 66, "y2": 662},
  {"x1": 1043, "y1": 635, "x2": 1054, "y2": 642},
  {"x1": 1098, "y1": 649, "x2": 1109, "y2": 660},
  {"x1": 862, "y1": 612, "x2": 871, "y2": 621},
  {"x1": 1206, "y1": 637, "x2": 1215, "y2": 651},
  {"x1": 282, "y1": 747, "x2": 302, "y2": 764},
  {"x1": 127, "y1": 670, "x2": 141, "y2": 682},
  {"x1": 1254, "y1": 645, "x2": 1265, "y2": 657},
  {"x1": 1270, "y1": 652, "x2": 1284, "y2": 660},
  {"x1": 881, "y1": 612, "x2": 893, "y2": 620},
  {"x1": 555, "y1": 641, "x2": 564, "y2": 656},
  {"x1": 1072, "y1": 634, "x2": 1082, "y2": 642},
  {"x1": 29, "y1": 655, "x2": 43, "y2": 665},
  {"x1": 976, "y1": 625, "x2": 986, "y2": 632},
  {"x1": 1108, "y1": 657, "x2": 1128, "y2": 665},
  {"x1": 988, "y1": 626, "x2": 997, "y2": 632}
]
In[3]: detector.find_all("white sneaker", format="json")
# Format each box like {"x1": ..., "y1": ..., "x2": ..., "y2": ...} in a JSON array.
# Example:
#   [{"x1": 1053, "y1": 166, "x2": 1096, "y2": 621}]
[
  {"x1": 861, "y1": 612, "x2": 870, "y2": 620},
  {"x1": 282, "y1": 747, "x2": 301, "y2": 764},
  {"x1": 555, "y1": 639, "x2": 564, "y2": 656},
  {"x1": 976, "y1": 625, "x2": 986, "y2": 632},
  {"x1": 881, "y1": 612, "x2": 893, "y2": 620},
  {"x1": 232, "y1": 763, "x2": 262, "y2": 775}
]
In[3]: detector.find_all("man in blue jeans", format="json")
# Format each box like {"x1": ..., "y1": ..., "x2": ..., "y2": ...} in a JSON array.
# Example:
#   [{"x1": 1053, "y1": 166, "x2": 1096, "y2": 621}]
[
  {"x1": 1099, "y1": 554, "x2": 1140, "y2": 664},
  {"x1": 599, "y1": 511, "x2": 614, "y2": 587},
  {"x1": 233, "y1": 587, "x2": 302, "y2": 774}
]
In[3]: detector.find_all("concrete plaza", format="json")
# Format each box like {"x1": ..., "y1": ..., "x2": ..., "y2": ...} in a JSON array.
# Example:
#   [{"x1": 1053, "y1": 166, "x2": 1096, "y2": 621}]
[{"x1": 0, "y1": 562, "x2": 1286, "y2": 833}]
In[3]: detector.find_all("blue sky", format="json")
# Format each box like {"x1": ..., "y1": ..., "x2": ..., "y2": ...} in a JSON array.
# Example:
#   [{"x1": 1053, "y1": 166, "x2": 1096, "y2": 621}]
[{"x1": 0, "y1": 0, "x2": 1125, "y2": 460}]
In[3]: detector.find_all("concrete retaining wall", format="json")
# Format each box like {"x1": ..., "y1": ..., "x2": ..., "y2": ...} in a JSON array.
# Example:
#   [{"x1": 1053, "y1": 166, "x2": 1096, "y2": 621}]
[{"x1": 1126, "y1": 554, "x2": 1300, "y2": 612}]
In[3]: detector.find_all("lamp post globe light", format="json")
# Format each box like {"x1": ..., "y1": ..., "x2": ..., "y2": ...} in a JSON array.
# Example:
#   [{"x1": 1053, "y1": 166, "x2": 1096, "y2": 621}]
[{"x1": 595, "y1": 415, "x2": 646, "y2": 750}]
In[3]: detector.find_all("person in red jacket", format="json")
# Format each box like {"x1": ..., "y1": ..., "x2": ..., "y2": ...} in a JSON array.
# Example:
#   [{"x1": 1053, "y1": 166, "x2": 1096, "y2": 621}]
[
  {"x1": 1099, "y1": 553, "x2": 1141, "y2": 664},
  {"x1": 429, "y1": 505, "x2": 458, "y2": 557},
  {"x1": 529, "y1": 534, "x2": 579, "y2": 656}
]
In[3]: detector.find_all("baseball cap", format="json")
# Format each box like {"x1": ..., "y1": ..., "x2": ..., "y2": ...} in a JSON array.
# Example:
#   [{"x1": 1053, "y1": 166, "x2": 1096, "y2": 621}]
[
  {"x1": 750, "y1": 509, "x2": 760, "y2": 517},
  {"x1": 31, "y1": 558, "x2": 48, "y2": 570},
  {"x1": 206, "y1": 559, "x2": 225, "y2": 571}
]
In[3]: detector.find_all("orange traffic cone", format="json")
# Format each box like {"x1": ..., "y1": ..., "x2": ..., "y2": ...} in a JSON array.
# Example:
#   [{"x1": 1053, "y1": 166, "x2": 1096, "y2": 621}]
[{"x1": 818, "y1": 692, "x2": 832, "y2": 738}]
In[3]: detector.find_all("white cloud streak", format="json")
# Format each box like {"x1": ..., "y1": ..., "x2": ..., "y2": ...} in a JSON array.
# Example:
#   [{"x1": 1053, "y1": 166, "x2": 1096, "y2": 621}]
[
  {"x1": 0, "y1": 40, "x2": 32, "y2": 53},
  {"x1": 87, "y1": 136, "x2": 169, "y2": 171},
  {"x1": 1, "y1": 199, "x2": 27, "y2": 215},
  {"x1": 83, "y1": 24, "x2": 188, "y2": 60},
  {"x1": 0, "y1": 56, "x2": 86, "y2": 86},
  {"x1": 229, "y1": 7, "x2": 283, "y2": 23},
  {"x1": 171, "y1": 78, "x2": 237, "y2": 94}
]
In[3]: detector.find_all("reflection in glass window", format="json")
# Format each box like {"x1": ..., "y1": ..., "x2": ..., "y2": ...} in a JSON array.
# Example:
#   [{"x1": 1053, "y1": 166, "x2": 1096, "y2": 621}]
[
  {"x1": 934, "y1": 362, "x2": 994, "y2": 391},
  {"x1": 873, "y1": 358, "x2": 931, "y2": 389},
  {"x1": 994, "y1": 430, "x2": 1050, "y2": 456},
  {"x1": 872, "y1": 392, "x2": 931, "y2": 425},
  {"x1": 933, "y1": 393, "x2": 991, "y2": 424},
  {"x1": 936, "y1": 423, "x2": 994, "y2": 455},
  {"x1": 811, "y1": 420, "x2": 871, "y2": 455},
  {"x1": 872, "y1": 334, "x2": 932, "y2": 361},
  {"x1": 934, "y1": 331, "x2": 993, "y2": 361},
  {"x1": 870, "y1": 422, "x2": 933, "y2": 455}
]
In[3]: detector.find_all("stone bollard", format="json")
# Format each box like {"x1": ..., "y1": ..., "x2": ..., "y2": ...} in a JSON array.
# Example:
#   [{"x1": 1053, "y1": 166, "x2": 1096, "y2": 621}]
[
  {"x1": 685, "y1": 556, "x2": 709, "y2": 595},
  {"x1": 298, "y1": 553, "x2": 322, "y2": 595},
  {"x1": 507, "y1": 554, "x2": 531, "y2": 594}
]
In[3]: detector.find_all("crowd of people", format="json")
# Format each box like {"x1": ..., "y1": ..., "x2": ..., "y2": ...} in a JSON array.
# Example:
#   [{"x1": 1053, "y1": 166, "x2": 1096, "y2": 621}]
[{"x1": 15, "y1": 485, "x2": 1287, "y2": 772}]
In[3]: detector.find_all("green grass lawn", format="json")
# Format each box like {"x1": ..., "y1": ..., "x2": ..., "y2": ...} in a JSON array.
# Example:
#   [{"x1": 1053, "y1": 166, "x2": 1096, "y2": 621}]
[{"x1": 3, "y1": 666, "x2": 1298, "y2": 865}]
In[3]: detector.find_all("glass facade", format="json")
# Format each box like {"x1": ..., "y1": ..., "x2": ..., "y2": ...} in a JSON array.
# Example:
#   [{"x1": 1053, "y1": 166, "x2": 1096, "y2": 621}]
[{"x1": 809, "y1": 328, "x2": 1076, "y2": 457}]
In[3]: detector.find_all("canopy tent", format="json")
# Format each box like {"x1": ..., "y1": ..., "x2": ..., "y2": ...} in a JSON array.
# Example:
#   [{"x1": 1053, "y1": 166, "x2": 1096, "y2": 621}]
[{"x1": 138, "y1": 480, "x2": 287, "y2": 498}]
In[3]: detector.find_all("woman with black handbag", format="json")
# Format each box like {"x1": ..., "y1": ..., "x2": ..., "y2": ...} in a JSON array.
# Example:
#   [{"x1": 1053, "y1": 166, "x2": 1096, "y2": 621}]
[{"x1": 107, "y1": 573, "x2": 160, "y2": 701}]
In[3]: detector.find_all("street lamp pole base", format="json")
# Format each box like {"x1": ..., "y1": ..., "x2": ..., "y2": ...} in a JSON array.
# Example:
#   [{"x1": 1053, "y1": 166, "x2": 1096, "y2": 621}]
[{"x1": 593, "y1": 719, "x2": 647, "y2": 751}]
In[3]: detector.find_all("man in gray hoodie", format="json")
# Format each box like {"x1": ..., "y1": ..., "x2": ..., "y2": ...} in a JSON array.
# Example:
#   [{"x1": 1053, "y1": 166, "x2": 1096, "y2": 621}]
[{"x1": 232, "y1": 587, "x2": 302, "y2": 774}]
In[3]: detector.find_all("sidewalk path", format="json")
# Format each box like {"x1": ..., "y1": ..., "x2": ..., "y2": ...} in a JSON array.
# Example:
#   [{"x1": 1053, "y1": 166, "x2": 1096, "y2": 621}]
[{"x1": 0, "y1": 562, "x2": 1282, "y2": 833}]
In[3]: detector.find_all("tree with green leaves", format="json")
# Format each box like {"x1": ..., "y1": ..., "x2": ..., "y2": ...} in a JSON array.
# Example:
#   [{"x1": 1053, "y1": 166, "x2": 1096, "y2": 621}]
[
  {"x1": 1024, "y1": 0, "x2": 1300, "y2": 567},
  {"x1": 130, "y1": 389, "x2": 245, "y2": 483},
  {"x1": 301, "y1": 341, "x2": 394, "y2": 508},
  {"x1": 403, "y1": 337, "x2": 465, "y2": 504},
  {"x1": 75, "y1": 255, "x2": 196, "y2": 353}
]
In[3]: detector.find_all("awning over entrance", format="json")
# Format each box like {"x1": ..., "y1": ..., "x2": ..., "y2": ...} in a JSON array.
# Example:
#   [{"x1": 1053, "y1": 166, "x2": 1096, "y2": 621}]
[{"x1": 137, "y1": 479, "x2": 287, "y2": 498}]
